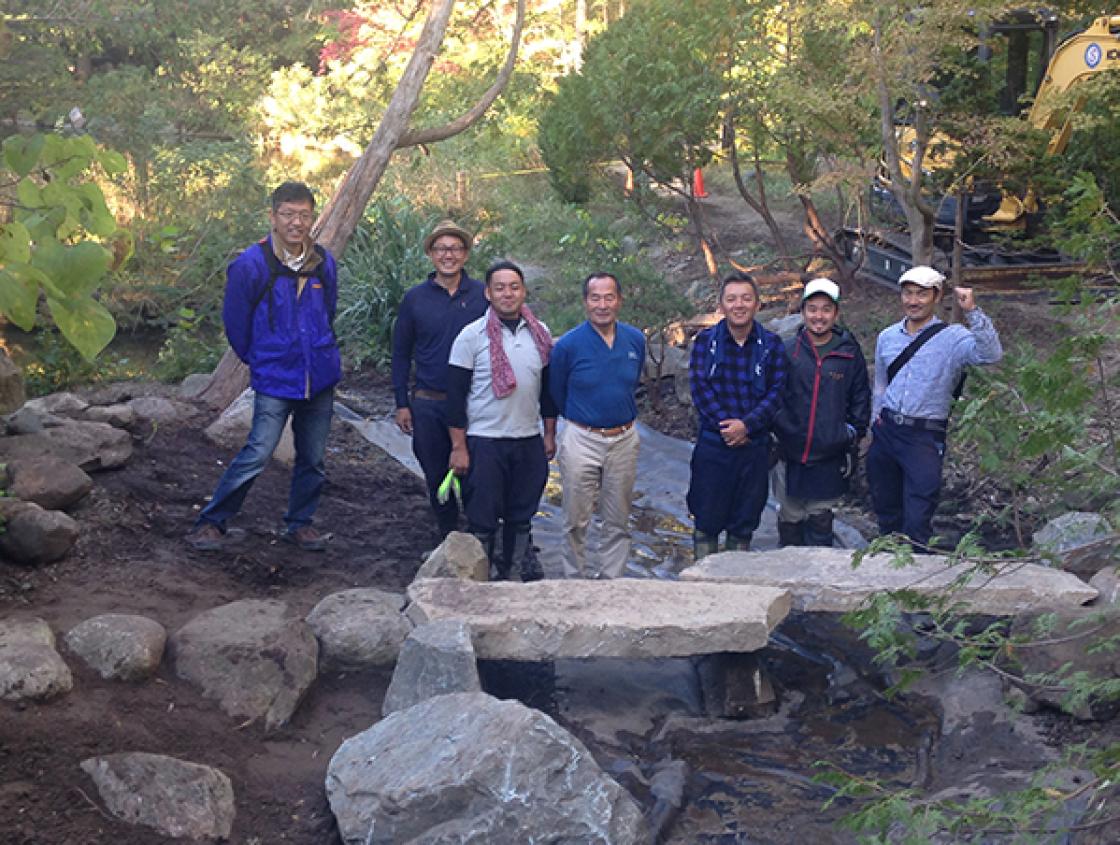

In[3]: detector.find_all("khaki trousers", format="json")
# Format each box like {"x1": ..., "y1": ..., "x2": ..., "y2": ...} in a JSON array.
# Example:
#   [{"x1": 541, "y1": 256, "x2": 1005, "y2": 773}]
[{"x1": 558, "y1": 423, "x2": 639, "y2": 578}]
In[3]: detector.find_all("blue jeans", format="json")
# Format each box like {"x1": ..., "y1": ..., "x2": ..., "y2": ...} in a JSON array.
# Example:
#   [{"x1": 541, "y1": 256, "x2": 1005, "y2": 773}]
[
  {"x1": 196, "y1": 388, "x2": 333, "y2": 532},
  {"x1": 866, "y1": 415, "x2": 945, "y2": 546}
]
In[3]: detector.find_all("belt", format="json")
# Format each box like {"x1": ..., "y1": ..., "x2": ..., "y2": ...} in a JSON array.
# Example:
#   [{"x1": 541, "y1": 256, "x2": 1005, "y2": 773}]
[
  {"x1": 413, "y1": 389, "x2": 447, "y2": 401},
  {"x1": 570, "y1": 419, "x2": 635, "y2": 437},
  {"x1": 881, "y1": 409, "x2": 947, "y2": 432}
]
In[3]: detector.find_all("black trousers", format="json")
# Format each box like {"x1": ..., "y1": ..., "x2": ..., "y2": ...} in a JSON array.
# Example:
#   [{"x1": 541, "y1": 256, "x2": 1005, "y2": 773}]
[
  {"x1": 411, "y1": 397, "x2": 459, "y2": 532},
  {"x1": 463, "y1": 434, "x2": 548, "y2": 534}
]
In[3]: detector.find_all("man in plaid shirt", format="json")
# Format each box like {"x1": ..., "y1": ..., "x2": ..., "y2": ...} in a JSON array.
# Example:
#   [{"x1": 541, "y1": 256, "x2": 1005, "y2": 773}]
[{"x1": 688, "y1": 273, "x2": 788, "y2": 560}]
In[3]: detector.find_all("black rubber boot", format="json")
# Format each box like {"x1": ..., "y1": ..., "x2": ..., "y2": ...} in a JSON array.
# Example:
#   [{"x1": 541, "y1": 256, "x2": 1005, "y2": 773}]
[
  {"x1": 725, "y1": 533, "x2": 752, "y2": 552},
  {"x1": 804, "y1": 512, "x2": 835, "y2": 547},
  {"x1": 777, "y1": 520, "x2": 805, "y2": 548},
  {"x1": 469, "y1": 528, "x2": 508, "y2": 580},
  {"x1": 693, "y1": 531, "x2": 720, "y2": 561},
  {"x1": 509, "y1": 523, "x2": 543, "y2": 582}
]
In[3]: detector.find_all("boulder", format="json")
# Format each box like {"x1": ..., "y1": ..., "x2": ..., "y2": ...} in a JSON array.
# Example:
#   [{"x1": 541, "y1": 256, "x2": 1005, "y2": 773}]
[
  {"x1": 681, "y1": 547, "x2": 1098, "y2": 615},
  {"x1": 24, "y1": 391, "x2": 88, "y2": 417},
  {"x1": 82, "y1": 403, "x2": 136, "y2": 428},
  {"x1": 0, "y1": 350, "x2": 25, "y2": 414},
  {"x1": 326, "y1": 692, "x2": 647, "y2": 845},
  {"x1": 65, "y1": 614, "x2": 167, "y2": 681},
  {"x1": 1008, "y1": 607, "x2": 1120, "y2": 720},
  {"x1": 0, "y1": 499, "x2": 79, "y2": 564},
  {"x1": 1032, "y1": 512, "x2": 1119, "y2": 577},
  {"x1": 80, "y1": 752, "x2": 234, "y2": 840},
  {"x1": 180, "y1": 373, "x2": 211, "y2": 400},
  {"x1": 382, "y1": 620, "x2": 480, "y2": 717},
  {"x1": 4, "y1": 405, "x2": 51, "y2": 434},
  {"x1": 0, "y1": 616, "x2": 73, "y2": 701},
  {"x1": 169, "y1": 599, "x2": 317, "y2": 732},
  {"x1": 1090, "y1": 567, "x2": 1120, "y2": 607},
  {"x1": 407, "y1": 578, "x2": 790, "y2": 659},
  {"x1": 5, "y1": 456, "x2": 92, "y2": 510},
  {"x1": 127, "y1": 396, "x2": 185, "y2": 424},
  {"x1": 0, "y1": 419, "x2": 132, "y2": 472},
  {"x1": 305, "y1": 589, "x2": 412, "y2": 670},
  {"x1": 205, "y1": 389, "x2": 295, "y2": 466},
  {"x1": 413, "y1": 531, "x2": 489, "y2": 583}
]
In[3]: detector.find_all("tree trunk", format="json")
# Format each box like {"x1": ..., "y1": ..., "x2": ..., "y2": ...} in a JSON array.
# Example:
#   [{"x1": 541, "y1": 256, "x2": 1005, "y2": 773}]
[
  {"x1": 725, "y1": 114, "x2": 792, "y2": 264},
  {"x1": 199, "y1": 0, "x2": 527, "y2": 410}
]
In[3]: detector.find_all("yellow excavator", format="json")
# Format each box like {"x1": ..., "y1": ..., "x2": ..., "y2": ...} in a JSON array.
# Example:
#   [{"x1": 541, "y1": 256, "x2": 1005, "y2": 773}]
[{"x1": 841, "y1": 13, "x2": 1120, "y2": 286}]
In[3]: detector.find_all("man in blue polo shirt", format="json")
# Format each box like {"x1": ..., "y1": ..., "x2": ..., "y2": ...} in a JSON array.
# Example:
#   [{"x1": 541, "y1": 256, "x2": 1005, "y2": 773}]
[
  {"x1": 391, "y1": 220, "x2": 488, "y2": 536},
  {"x1": 550, "y1": 272, "x2": 646, "y2": 579},
  {"x1": 867, "y1": 265, "x2": 1002, "y2": 548}
]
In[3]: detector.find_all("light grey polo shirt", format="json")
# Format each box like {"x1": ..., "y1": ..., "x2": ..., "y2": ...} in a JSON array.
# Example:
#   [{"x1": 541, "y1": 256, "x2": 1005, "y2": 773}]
[{"x1": 449, "y1": 312, "x2": 549, "y2": 438}]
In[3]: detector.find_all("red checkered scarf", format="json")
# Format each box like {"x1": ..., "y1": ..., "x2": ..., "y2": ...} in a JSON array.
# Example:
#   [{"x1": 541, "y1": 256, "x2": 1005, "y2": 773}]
[{"x1": 486, "y1": 305, "x2": 552, "y2": 399}]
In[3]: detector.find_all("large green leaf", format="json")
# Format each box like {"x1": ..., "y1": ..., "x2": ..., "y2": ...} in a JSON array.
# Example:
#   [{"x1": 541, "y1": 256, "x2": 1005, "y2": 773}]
[
  {"x1": 16, "y1": 179, "x2": 43, "y2": 209},
  {"x1": 0, "y1": 268, "x2": 40, "y2": 330},
  {"x1": 42, "y1": 134, "x2": 96, "y2": 181},
  {"x1": 2, "y1": 135, "x2": 44, "y2": 178},
  {"x1": 75, "y1": 183, "x2": 118, "y2": 237},
  {"x1": 18, "y1": 207, "x2": 68, "y2": 242},
  {"x1": 97, "y1": 149, "x2": 128, "y2": 175},
  {"x1": 0, "y1": 222, "x2": 32, "y2": 264},
  {"x1": 46, "y1": 295, "x2": 117, "y2": 362},
  {"x1": 30, "y1": 240, "x2": 111, "y2": 297}
]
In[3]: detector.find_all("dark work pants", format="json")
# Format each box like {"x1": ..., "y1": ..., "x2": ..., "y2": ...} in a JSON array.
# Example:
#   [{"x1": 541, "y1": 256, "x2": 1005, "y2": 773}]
[
  {"x1": 411, "y1": 397, "x2": 459, "y2": 533},
  {"x1": 687, "y1": 431, "x2": 769, "y2": 539},
  {"x1": 866, "y1": 416, "x2": 946, "y2": 547},
  {"x1": 464, "y1": 435, "x2": 548, "y2": 535}
]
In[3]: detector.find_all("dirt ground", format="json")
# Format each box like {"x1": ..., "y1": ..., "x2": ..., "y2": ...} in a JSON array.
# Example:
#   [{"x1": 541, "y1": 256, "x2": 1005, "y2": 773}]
[{"x1": 0, "y1": 391, "x2": 439, "y2": 845}]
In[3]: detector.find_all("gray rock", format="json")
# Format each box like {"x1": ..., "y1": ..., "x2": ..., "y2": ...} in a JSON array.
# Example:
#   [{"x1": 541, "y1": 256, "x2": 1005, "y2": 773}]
[
  {"x1": 205, "y1": 388, "x2": 295, "y2": 466},
  {"x1": 1032, "y1": 512, "x2": 1119, "y2": 577},
  {"x1": 0, "y1": 616, "x2": 73, "y2": 701},
  {"x1": 4, "y1": 406, "x2": 48, "y2": 434},
  {"x1": 170, "y1": 599, "x2": 318, "y2": 732},
  {"x1": 1009, "y1": 607, "x2": 1120, "y2": 720},
  {"x1": 180, "y1": 373, "x2": 211, "y2": 399},
  {"x1": 0, "y1": 351, "x2": 25, "y2": 415},
  {"x1": 1090, "y1": 567, "x2": 1120, "y2": 606},
  {"x1": 5, "y1": 456, "x2": 92, "y2": 510},
  {"x1": 681, "y1": 547, "x2": 1098, "y2": 614},
  {"x1": 82, "y1": 403, "x2": 136, "y2": 428},
  {"x1": 765, "y1": 312, "x2": 803, "y2": 340},
  {"x1": 326, "y1": 692, "x2": 647, "y2": 845},
  {"x1": 80, "y1": 752, "x2": 234, "y2": 840},
  {"x1": 306, "y1": 588, "x2": 411, "y2": 670},
  {"x1": 414, "y1": 531, "x2": 489, "y2": 583},
  {"x1": 0, "y1": 499, "x2": 79, "y2": 564},
  {"x1": 382, "y1": 620, "x2": 480, "y2": 717},
  {"x1": 25, "y1": 391, "x2": 88, "y2": 417},
  {"x1": 407, "y1": 578, "x2": 790, "y2": 659},
  {"x1": 65, "y1": 614, "x2": 167, "y2": 681},
  {"x1": 127, "y1": 396, "x2": 184, "y2": 424},
  {"x1": 0, "y1": 419, "x2": 132, "y2": 472}
]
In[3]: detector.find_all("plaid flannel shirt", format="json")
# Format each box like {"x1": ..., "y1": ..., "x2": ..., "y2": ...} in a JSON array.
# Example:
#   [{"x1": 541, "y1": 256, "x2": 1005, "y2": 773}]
[{"x1": 689, "y1": 319, "x2": 788, "y2": 439}]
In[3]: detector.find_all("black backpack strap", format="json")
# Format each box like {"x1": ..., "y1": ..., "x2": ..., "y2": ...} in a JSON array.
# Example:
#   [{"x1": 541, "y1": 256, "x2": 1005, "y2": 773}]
[
  {"x1": 252, "y1": 240, "x2": 327, "y2": 331},
  {"x1": 886, "y1": 322, "x2": 950, "y2": 385}
]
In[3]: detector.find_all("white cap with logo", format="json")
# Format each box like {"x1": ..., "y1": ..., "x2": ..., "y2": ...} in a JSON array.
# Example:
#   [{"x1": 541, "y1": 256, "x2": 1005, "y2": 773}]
[
  {"x1": 801, "y1": 277, "x2": 841, "y2": 304},
  {"x1": 898, "y1": 265, "x2": 945, "y2": 290}
]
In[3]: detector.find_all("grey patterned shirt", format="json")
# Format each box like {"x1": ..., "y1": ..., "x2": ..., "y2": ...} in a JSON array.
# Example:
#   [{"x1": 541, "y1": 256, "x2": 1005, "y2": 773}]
[{"x1": 873, "y1": 309, "x2": 1002, "y2": 421}]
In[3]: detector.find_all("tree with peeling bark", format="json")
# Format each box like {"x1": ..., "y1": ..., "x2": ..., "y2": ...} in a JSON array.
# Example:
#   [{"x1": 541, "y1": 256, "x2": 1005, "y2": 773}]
[{"x1": 197, "y1": 0, "x2": 527, "y2": 410}]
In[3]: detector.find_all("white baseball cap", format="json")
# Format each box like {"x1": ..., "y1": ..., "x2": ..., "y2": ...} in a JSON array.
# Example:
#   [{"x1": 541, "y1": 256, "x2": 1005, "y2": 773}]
[
  {"x1": 801, "y1": 277, "x2": 840, "y2": 304},
  {"x1": 898, "y1": 265, "x2": 945, "y2": 290}
]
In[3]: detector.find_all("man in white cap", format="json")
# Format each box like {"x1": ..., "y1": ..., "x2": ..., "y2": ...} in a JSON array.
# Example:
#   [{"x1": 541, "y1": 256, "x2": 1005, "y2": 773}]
[
  {"x1": 866, "y1": 265, "x2": 1002, "y2": 547},
  {"x1": 772, "y1": 278, "x2": 871, "y2": 546}
]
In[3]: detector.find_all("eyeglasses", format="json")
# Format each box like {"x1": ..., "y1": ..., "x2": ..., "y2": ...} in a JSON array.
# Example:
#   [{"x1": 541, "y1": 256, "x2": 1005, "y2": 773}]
[
  {"x1": 431, "y1": 245, "x2": 466, "y2": 256},
  {"x1": 276, "y1": 210, "x2": 314, "y2": 223}
]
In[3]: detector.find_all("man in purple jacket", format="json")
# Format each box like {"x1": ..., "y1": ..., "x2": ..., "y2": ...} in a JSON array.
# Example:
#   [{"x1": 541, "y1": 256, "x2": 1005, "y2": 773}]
[{"x1": 187, "y1": 182, "x2": 340, "y2": 553}]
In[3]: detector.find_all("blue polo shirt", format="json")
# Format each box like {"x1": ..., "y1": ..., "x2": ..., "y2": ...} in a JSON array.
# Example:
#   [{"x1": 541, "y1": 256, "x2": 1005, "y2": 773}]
[
  {"x1": 391, "y1": 272, "x2": 488, "y2": 407},
  {"x1": 550, "y1": 321, "x2": 645, "y2": 428}
]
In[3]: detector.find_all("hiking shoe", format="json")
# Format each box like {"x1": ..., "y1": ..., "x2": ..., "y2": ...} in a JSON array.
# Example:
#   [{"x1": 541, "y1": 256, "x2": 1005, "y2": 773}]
[
  {"x1": 282, "y1": 525, "x2": 328, "y2": 552},
  {"x1": 519, "y1": 550, "x2": 544, "y2": 583},
  {"x1": 186, "y1": 523, "x2": 224, "y2": 552}
]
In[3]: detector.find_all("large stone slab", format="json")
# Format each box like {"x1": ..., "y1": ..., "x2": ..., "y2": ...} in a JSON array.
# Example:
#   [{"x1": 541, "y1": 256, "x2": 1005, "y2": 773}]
[
  {"x1": 406, "y1": 578, "x2": 791, "y2": 659},
  {"x1": 326, "y1": 691, "x2": 647, "y2": 845},
  {"x1": 680, "y1": 548, "x2": 1098, "y2": 615}
]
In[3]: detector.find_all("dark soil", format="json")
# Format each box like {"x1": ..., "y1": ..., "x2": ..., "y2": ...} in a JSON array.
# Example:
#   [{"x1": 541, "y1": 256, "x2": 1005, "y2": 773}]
[{"x1": 0, "y1": 403, "x2": 436, "y2": 845}]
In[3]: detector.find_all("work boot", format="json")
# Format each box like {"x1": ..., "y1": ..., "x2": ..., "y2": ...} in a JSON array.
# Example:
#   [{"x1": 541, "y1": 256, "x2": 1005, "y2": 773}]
[
  {"x1": 693, "y1": 531, "x2": 720, "y2": 562},
  {"x1": 508, "y1": 523, "x2": 544, "y2": 582},
  {"x1": 283, "y1": 525, "x2": 328, "y2": 552},
  {"x1": 777, "y1": 520, "x2": 805, "y2": 548},
  {"x1": 804, "y1": 512, "x2": 835, "y2": 547},
  {"x1": 725, "y1": 533, "x2": 752, "y2": 552},
  {"x1": 186, "y1": 523, "x2": 224, "y2": 552}
]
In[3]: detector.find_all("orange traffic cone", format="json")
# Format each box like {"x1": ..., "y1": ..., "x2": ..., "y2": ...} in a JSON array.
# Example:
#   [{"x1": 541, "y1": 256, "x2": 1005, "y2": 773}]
[{"x1": 692, "y1": 167, "x2": 709, "y2": 198}]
